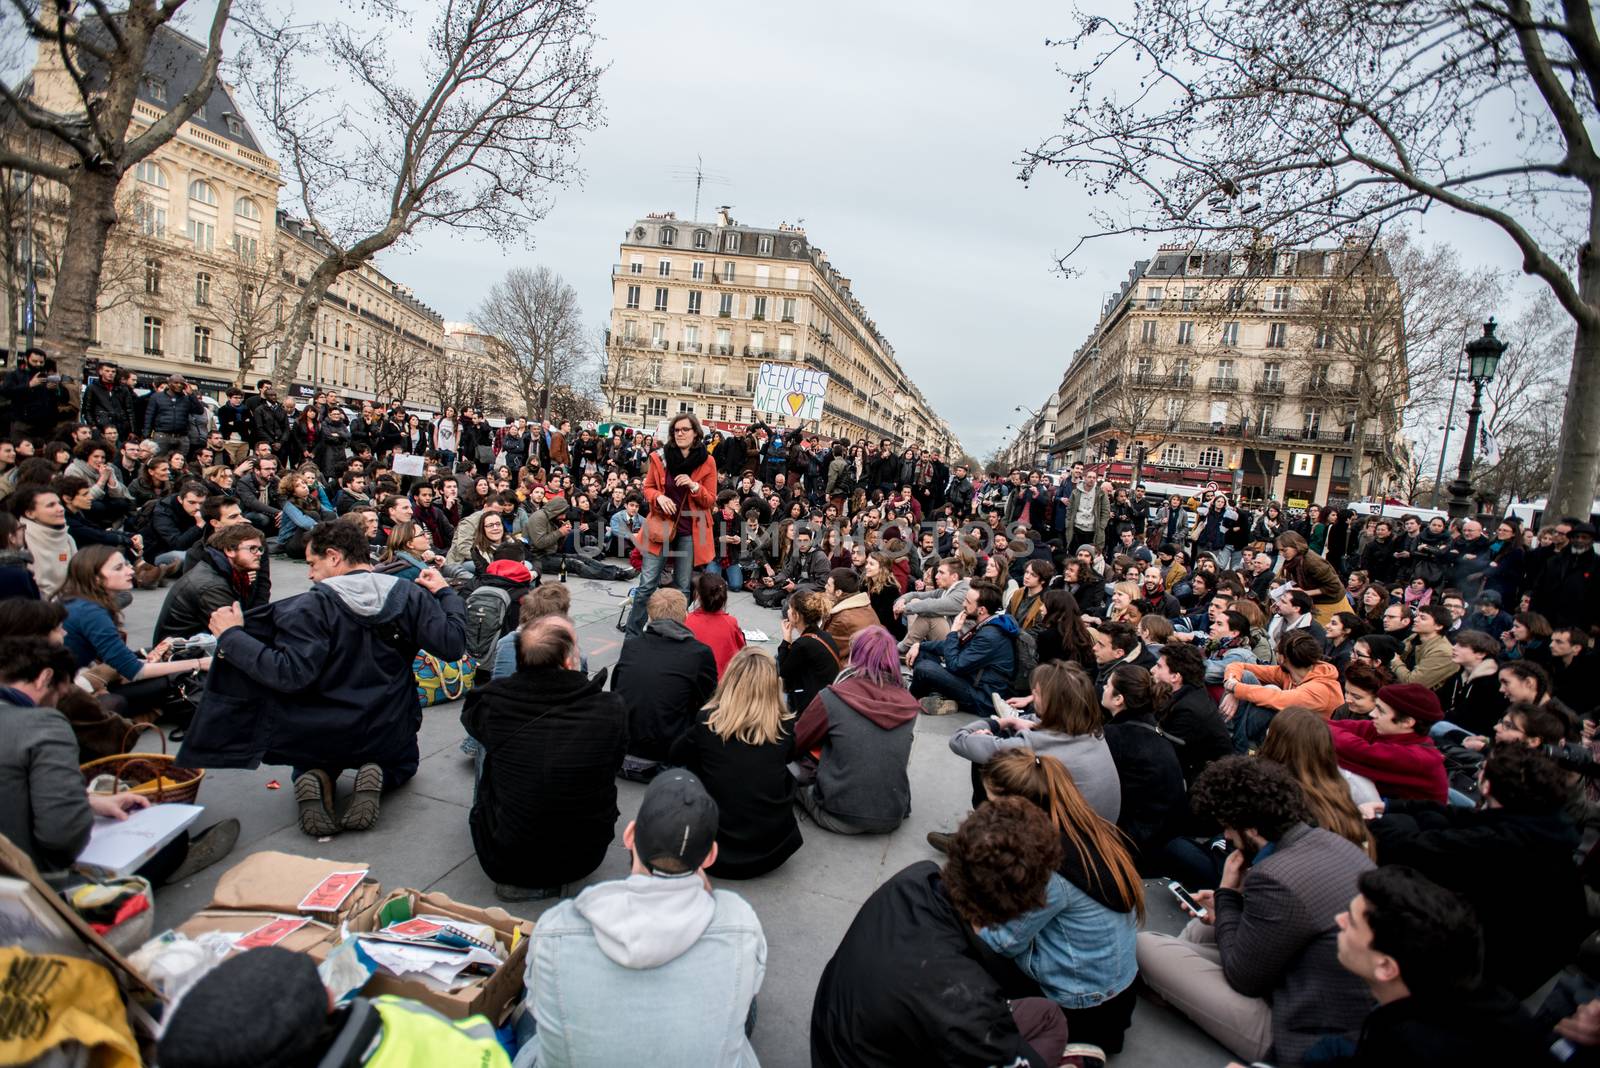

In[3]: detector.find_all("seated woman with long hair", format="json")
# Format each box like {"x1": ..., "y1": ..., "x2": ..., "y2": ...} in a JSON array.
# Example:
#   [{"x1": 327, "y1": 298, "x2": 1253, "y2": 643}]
[
  {"x1": 669, "y1": 648, "x2": 802, "y2": 878},
  {"x1": 1035, "y1": 590, "x2": 1098, "y2": 674},
  {"x1": 863, "y1": 550, "x2": 904, "y2": 640},
  {"x1": 57, "y1": 545, "x2": 211, "y2": 719},
  {"x1": 471, "y1": 510, "x2": 526, "y2": 573},
  {"x1": 792, "y1": 626, "x2": 919, "y2": 836},
  {"x1": 377, "y1": 521, "x2": 441, "y2": 581},
  {"x1": 949, "y1": 661, "x2": 1121, "y2": 822},
  {"x1": 1258, "y1": 706, "x2": 1376, "y2": 855},
  {"x1": 978, "y1": 750, "x2": 1144, "y2": 1056}
]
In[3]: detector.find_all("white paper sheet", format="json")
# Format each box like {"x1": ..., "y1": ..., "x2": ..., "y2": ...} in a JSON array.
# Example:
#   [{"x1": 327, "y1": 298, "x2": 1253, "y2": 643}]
[{"x1": 76, "y1": 803, "x2": 204, "y2": 875}]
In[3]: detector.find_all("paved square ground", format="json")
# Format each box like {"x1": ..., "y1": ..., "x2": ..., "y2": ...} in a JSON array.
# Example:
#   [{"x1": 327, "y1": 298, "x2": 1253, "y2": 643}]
[{"x1": 123, "y1": 563, "x2": 1227, "y2": 1067}]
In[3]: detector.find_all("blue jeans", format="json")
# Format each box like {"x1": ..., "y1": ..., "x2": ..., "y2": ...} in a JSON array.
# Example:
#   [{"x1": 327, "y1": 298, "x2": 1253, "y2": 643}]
[
  {"x1": 1229, "y1": 671, "x2": 1277, "y2": 753},
  {"x1": 626, "y1": 533, "x2": 695, "y2": 635},
  {"x1": 909, "y1": 658, "x2": 990, "y2": 716},
  {"x1": 153, "y1": 549, "x2": 187, "y2": 568},
  {"x1": 706, "y1": 561, "x2": 744, "y2": 591}
]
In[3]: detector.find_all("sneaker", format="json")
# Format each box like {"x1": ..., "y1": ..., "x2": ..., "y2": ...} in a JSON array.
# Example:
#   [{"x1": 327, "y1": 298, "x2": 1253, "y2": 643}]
[
  {"x1": 460, "y1": 736, "x2": 481, "y2": 757},
  {"x1": 925, "y1": 830, "x2": 953, "y2": 854},
  {"x1": 341, "y1": 763, "x2": 384, "y2": 831},
  {"x1": 294, "y1": 770, "x2": 339, "y2": 837},
  {"x1": 494, "y1": 883, "x2": 564, "y2": 903},
  {"x1": 1059, "y1": 1044, "x2": 1107, "y2": 1068},
  {"x1": 918, "y1": 695, "x2": 959, "y2": 716},
  {"x1": 166, "y1": 819, "x2": 241, "y2": 883}
]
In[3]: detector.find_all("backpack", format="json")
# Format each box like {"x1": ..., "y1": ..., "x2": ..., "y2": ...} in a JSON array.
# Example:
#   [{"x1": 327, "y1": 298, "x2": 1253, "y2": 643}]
[
  {"x1": 464, "y1": 585, "x2": 513, "y2": 666},
  {"x1": 1009, "y1": 628, "x2": 1038, "y2": 696}
]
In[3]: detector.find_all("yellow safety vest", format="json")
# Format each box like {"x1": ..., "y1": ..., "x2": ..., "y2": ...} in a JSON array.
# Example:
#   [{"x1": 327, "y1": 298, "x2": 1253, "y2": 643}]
[{"x1": 364, "y1": 996, "x2": 511, "y2": 1068}]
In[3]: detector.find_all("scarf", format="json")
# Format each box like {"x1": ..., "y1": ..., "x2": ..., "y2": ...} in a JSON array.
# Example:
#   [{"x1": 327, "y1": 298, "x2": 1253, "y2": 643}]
[
  {"x1": 1203, "y1": 633, "x2": 1245, "y2": 658},
  {"x1": 663, "y1": 442, "x2": 708, "y2": 478}
]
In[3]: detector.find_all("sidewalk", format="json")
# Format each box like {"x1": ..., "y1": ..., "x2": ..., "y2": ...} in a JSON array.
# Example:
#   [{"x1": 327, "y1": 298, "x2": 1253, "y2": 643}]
[{"x1": 123, "y1": 565, "x2": 1224, "y2": 1067}]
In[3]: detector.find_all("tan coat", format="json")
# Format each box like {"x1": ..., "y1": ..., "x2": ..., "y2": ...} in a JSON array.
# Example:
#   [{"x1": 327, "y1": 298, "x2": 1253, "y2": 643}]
[{"x1": 825, "y1": 592, "x2": 878, "y2": 651}]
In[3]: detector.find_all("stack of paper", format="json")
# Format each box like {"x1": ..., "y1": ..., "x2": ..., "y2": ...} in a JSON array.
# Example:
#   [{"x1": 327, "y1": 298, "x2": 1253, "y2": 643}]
[
  {"x1": 742, "y1": 629, "x2": 770, "y2": 643},
  {"x1": 356, "y1": 936, "x2": 503, "y2": 992},
  {"x1": 76, "y1": 803, "x2": 204, "y2": 876}
]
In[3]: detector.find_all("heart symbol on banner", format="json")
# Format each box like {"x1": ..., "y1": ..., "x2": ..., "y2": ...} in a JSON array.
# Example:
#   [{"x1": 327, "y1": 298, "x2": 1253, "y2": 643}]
[{"x1": 785, "y1": 392, "x2": 807, "y2": 416}]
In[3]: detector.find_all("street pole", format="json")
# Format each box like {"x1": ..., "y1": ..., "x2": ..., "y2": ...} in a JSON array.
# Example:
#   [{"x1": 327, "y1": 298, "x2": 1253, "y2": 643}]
[
  {"x1": 1430, "y1": 325, "x2": 1468, "y2": 509},
  {"x1": 1447, "y1": 377, "x2": 1486, "y2": 518}
]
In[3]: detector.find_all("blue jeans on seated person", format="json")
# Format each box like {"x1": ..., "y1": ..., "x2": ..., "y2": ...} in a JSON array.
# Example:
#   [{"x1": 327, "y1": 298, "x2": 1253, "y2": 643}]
[
  {"x1": 1229, "y1": 670, "x2": 1277, "y2": 753},
  {"x1": 909, "y1": 658, "x2": 990, "y2": 717},
  {"x1": 153, "y1": 549, "x2": 187, "y2": 568},
  {"x1": 705, "y1": 561, "x2": 744, "y2": 591}
]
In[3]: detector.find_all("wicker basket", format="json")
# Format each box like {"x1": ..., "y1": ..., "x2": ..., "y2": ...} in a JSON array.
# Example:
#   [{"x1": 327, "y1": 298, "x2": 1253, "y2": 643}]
[{"x1": 80, "y1": 723, "x2": 205, "y2": 805}]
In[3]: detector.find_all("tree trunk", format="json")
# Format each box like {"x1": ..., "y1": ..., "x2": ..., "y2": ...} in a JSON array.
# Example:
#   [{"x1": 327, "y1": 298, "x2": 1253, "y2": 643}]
[
  {"x1": 1547, "y1": 248, "x2": 1600, "y2": 518},
  {"x1": 48, "y1": 165, "x2": 122, "y2": 380},
  {"x1": 272, "y1": 257, "x2": 348, "y2": 395},
  {"x1": 1348, "y1": 405, "x2": 1369, "y2": 501}
]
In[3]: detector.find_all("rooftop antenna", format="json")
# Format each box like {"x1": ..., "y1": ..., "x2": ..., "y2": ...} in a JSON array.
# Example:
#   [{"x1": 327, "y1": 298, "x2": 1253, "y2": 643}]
[{"x1": 669, "y1": 155, "x2": 730, "y2": 221}]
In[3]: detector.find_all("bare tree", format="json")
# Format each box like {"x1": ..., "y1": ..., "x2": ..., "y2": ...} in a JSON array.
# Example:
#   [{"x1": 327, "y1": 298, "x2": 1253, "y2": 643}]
[
  {"x1": 239, "y1": 0, "x2": 603, "y2": 395},
  {"x1": 1, "y1": 0, "x2": 233, "y2": 377},
  {"x1": 473, "y1": 266, "x2": 589, "y2": 423},
  {"x1": 1095, "y1": 342, "x2": 1176, "y2": 486},
  {"x1": 430, "y1": 356, "x2": 500, "y2": 418},
  {"x1": 213, "y1": 244, "x2": 289, "y2": 388},
  {"x1": 359, "y1": 329, "x2": 428, "y2": 406},
  {"x1": 1022, "y1": 0, "x2": 1600, "y2": 519}
]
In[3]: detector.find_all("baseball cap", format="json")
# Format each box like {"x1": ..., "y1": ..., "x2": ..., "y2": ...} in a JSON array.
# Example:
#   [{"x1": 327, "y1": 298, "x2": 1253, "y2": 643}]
[{"x1": 633, "y1": 769, "x2": 718, "y2": 876}]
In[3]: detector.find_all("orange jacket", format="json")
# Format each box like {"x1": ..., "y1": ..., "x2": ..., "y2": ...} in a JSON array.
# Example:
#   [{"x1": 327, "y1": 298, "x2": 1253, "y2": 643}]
[
  {"x1": 1223, "y1": 660, "x2": 1342, "y2": 717},
  {"x1": 640, "y1": 449, "x2": 719, "y2": 566}
]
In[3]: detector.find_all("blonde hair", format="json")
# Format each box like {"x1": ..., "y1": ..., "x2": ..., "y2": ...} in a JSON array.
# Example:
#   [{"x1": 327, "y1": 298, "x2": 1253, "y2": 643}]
[
  {"x1": 704, "y1": 648, "x2": 791, "y2": 746},
  {"x1": 1110, "y1": 581, "x2": 1140, "y2": 623}
]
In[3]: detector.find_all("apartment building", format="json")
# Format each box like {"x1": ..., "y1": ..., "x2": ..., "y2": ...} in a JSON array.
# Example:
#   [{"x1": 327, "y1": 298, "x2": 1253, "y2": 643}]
[
  {"x1": 1050, "y1": 242, "x2": 1408, "y2": 505},
  {"x1": 600, "y1": 210, "x2": 958, "y2": 455},
  {"x1": 999, "y1": 390, "x2": 1059, "y2": 473}
]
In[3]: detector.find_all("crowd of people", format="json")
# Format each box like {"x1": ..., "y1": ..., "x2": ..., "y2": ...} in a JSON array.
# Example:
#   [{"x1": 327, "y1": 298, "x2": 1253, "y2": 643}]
[{"x1": 5, "y1": 354, "x2": 1600, "y2": 1066}]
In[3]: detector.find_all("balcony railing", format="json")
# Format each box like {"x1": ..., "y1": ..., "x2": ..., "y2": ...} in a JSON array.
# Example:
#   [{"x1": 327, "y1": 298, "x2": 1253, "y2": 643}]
[
  {"x1": 1255, "y1": 378, "x2": 1286, "y2": 395},
  {"x1": 677, "y1": 341, "x2": 702, "y2": 353},
  {"x1": 1208, "y1": 376, "x2": 1239, "y2": 391}
]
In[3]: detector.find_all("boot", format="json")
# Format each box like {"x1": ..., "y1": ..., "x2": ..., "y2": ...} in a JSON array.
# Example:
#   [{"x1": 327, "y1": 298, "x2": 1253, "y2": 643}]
[{"x1": 134, "y1": 562, "x2": 165, "y2": 589}]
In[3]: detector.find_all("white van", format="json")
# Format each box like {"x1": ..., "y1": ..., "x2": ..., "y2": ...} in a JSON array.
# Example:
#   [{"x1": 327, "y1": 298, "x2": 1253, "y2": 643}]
[{"x1": 1505, "y1": 498, "x2": 1600, "y2": 531}]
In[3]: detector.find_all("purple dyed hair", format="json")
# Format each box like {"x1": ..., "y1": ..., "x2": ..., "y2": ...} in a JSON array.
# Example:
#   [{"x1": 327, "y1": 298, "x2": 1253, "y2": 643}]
[{"x1": 848, "y1": 626, "x2": 902, "y2": 687}]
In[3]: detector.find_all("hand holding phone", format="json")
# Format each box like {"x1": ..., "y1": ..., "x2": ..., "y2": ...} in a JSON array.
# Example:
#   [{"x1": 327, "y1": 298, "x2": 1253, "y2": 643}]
[{"x1": 1168, "y1": 880, "x2": 1212, "y2": 923}]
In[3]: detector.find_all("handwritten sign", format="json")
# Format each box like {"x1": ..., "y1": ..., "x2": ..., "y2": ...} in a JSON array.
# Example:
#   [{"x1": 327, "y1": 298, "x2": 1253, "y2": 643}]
[{"x1": 754, "y1": 363, "x2": 828, "y2": 422}]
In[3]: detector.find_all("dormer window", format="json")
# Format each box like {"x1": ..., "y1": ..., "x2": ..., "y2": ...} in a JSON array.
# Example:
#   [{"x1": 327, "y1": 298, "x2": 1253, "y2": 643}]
[
  {"x1": 143, "y1": 77, "x2": 166, "y2": 102},
  {"x1": 224, "y1": 114, "x2": 243, "y2": 136},
  {"x1": 693, "y1": 230, "x2": 709, "y2": 249},
  {"x1": 659, "y1": 226, "x2": 676, "y2": 246},
  {"x1": 724, "y1": 232, "x2": 740, "y2": 252}
]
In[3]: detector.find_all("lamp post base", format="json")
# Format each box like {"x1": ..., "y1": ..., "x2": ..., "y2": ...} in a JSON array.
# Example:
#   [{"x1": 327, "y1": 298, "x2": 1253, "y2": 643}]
[{"x1": 1446, "y1": 477, "x2": 1476, "y2": 519}]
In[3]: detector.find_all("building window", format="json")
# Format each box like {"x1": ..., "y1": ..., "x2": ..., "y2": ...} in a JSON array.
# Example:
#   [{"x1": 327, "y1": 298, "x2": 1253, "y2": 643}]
[
  {"x1": 1198, "y1": 445, "x2": 1225, "y2": 468},
  {"x1": 781, "y1": 297, "x2": 796, "y2": 322},
  {"x1": 234, "y1": 197, "x2": 261, "y2": 221},
  {"x1": 629, "y1": 259, "x2": 643, "y2": 274},
  {"x1": 625, "y1": 285, "x2": 640, "y2": 309},
  {"x1": 660, "y1": 226, "x2": 676, "y2": 246},
  {"x1": 758, "y1": 235, "x2": 773, "y2": 256},
  {"x1": 144, "y1": 258, "x2": 162, "y2": 295},
  {"x1": 195, "y1": 271, "x2": 211, "y2": 305},
  {"x1": 681, "y1": 363, "x2": 697, "y2": 387},
  {"x1": 1358, "y1": 324, "x2": 1373, "y2": 347},
  {"x1": 1162, "y1": 443, "x2": 1186, "y2": 466},
  {"x1": 143, "y1": 316, "x2": 164, "y2": 354},
  {"x1": 1217, "y1": 358, "x2": 1235, "y2": 381},
  {"x1": 1173, "y1": 356, "x2": 1191, "y2": 380},
  {"x1": 735, "y1": 406, "x2": 745, "y2": 422},
  {"x1": 188, "y1": 180, "x2": 218, "y2": 206},
  {"x1": 746, "y1": 369, "x2": 758, "y2": 392},
  {"x1": 645, "y1": 397, "x2": 667, "y2": 418},
  {"x1": 1331, "y1": 455, "x2": 1354, "y2": 479},
  {"x1": 187, "y1": 219, "x2": 215, "y2": 252},
  {"x1": 691, "y1": 260, "x2": 704, "y2": 280},
  {"x1": 1226, "y1": 285, "x2": 1246, "y2": 310},
  {"x1": 648, "y1": 359, "x2": 662, "y2": 383},
  {"x1": 1321, "y1": 287, "x2": 1336, "y2": 310},
  {"x1": 1256, "y1": 404, "x2": 1276, "y2": 432},
  {"x1": 715, "y1": 327, "x2": 731, "y2": 353},
  {"x1": 1181, "y1": 287, "x2": 1198, "y2": 311},
  {"x1": 1309, "y1": 363, "x2": 1330, "y2": 389},
  {"x1": 136, "y1": 200, "x2": 166, "y2": 237},
  {"x1": 143, "y1": 76, "x2": 167, "y2": 102},
  {"x1": 684, "y1": 324, "x2": 699, "y2": 347},
  {"x1": 1165, "y1": 396, "x2": 1185, "y2": 424},
  {"x1": 718, "y1": 293, "x2": 733, "y2": 317},
  {"x1": 193, "y1": 325, "x2": 212, "y2": 363},
  {"x1": 1303, "y1": 407, "x2": 1323, "y2": 434},
  {"x1": 1139, "y1": 320, "x2": 1157, "y2": 343},
  {"x1": 616, "y1": 395, "x2": 637, "y2": 414},
  {"x1": 750, "y1": 331, "x2": 765, "y2": 354},
  {"x1": 724, "y1": 232, "x2": 740, "y2": 252},
  {"x1": 752, "y1": 296, "x2": 767, "y2": 320},
  {"x1": 687, "y1": 290, "x2": 702, "y2": 315},
  {"x1": 1135, "y1": 354, "x2": 1154, "y2": 378},
  {"x1": 651, "y1": 321, "x2": 666, "y2": 347},
  {"x1": 1267, "y1": 322, "x2": 1288, "y2": 348},
  {"x1": 233, "y1": 234, "x2": 258, "y2": 262},
  {"x1": 225, "y1": 115, "x2": 243, "y2": 136},
  {"x1": 693, "y1": 230, "x2": 709, "y2": 249},
  {"x1": 778, "y1": 334, "x2": 793, "y2": 355},
  {"x1": 1220, "y1": 321, "x2": 1239, "y2": 346},
  {"x1": 721, "y1": 261, "x2": 735, "y2": 283},
  {"x1": 1176, "y1": 321, "x2": 1194, "y2": 345},
  {"x1": 1145, "y1": 287, "x2": 1163, "y2": 308},
  {"x1": 678, "y1": 401, "x2": 695, "y2": 414},
  {"x1": 654, "y1": 287, "x2": 668, "y2": 312},
  {"x1": 135, "y1": 161, "x2": 168, "y2": 188},
  {"x1": 1314, "y1": 325, "x2": 1332, "y2": 349},
  {"x1": 1272, "y1": 286, "x2": 1292, "y2": 309},
  {"x1": 1262, "y1": 361, "x2": 1282, "y2": 385},
  {"x1": 658, "y1": 258, "x2": 671, "y2": 277}
]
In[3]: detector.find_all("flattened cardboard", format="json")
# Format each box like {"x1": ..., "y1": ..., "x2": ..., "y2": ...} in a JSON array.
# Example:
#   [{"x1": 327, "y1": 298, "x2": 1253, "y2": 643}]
[
  {"x1": 175, "y1": 910, "x2": 336, "y2": 955},
  {"x1": 208, "y1": 851, "x2": 379, "y2": 922},
  {"x1": 311, "y1": 888, "x2": 532, "y2": 1023}
]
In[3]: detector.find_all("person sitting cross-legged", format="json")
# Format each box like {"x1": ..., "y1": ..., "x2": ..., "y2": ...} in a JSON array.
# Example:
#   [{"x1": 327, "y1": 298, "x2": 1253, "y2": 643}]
[
  {"x1": 611, "y1": 588, "x2": 717, "y2": 781},
  {"x1": 1136, "y1": 755, "x2": 1376, "y2": 1067},
  {"x1": 151, "y1": 524, "x2": 270, "y2": 644},
  {"x1": 907, "y1": 579, "x2": 1018, "y2": 717},
  {"x1": 1220, "y1": 630, "x2": 1342, "y2": 752},
  {"x1": 516, "y1": 770, "x2": 765, "y2": 1068},
  {"x1": 464, "y1": 616, "x2": 625, "y2": 902}
]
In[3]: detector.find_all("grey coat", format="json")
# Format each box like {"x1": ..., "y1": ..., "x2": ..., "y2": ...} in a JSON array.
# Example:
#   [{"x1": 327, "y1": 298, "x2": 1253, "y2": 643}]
[
  {"x1": 899, "y1": 577, "x2": 971, "y2": 619},
  {"x1": 948, "y1": 723, "x2": 1121, "y2": 824},
  {"x1": 0, "y1": 700, "x2": 93, "y2": 872}
]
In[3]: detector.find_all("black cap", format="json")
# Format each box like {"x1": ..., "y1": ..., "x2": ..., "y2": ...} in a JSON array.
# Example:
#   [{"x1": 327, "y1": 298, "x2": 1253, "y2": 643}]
[
  {"x1": 633, "y1": 769, "x2": 718, "y2": 876},
  {"x1": 1571, "y1": 522, "x2": 1596, "y2": 537},
  {"x1": 157, "y1": 947, "x2": 328, "y2": 1067}
]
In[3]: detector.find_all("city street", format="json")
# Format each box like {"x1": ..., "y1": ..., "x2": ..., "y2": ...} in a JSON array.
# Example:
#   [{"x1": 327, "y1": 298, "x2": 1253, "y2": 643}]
[{"x1": 125, "y1": 563, "x2": 1225, "y2": 1067}]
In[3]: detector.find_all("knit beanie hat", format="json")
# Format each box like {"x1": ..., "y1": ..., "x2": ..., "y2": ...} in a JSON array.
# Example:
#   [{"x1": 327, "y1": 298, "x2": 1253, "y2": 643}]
[
  {"x1": 1377, "y1": 683, "x2": 1444, "y2": 727},
  {"x1": 157, "y1": 947, "x2": 329, "y2": 1068}
]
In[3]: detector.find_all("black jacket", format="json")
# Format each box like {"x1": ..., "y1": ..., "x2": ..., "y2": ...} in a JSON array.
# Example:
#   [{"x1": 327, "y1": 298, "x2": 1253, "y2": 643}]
[
  {"x1": 1528, "y1": 547, "x2": 1600, "y2": 631},
  {"x1": 610, "y1": 619, "x2": 717, "y2": 761},
  {"x1": 1371, "y1": 801, "x2": 1586, "y2": 999},
  {"x1": 811, "y1": 861, "x2": 1051, "y2": 1068},
  {"x1": 143, "y1": 388, "x2": 196, "y2": 435},
  {"x1": 777, "y1": 628, "x2": 841, "y2": 715},
  {"x1": 81, "y1": 380, "x2": 134, "y2": 435},
  {"x1": 462, "y1": 666, "x2": 624, "y2": 889},
  {"x1": 144, "y1": 495, "x2": 206, "y2": 562},
  {"x1": 669, "y1": 713, "x2": 802, "y2": 879},
  {"x1": 1158, "y1": 684, "x2": 1233, "y2": 786},
  {"x1": 251, "y1": 401, "x2": 289, "y2": 447},
  {"x1": 153, "y1": 547, "x2": 270, "y2": 643},
  {"x1": 1103, "y1": 711, "x2": 1187, "y2": 867},
  {"x1": 217, "y1": 401, "x2": 251, "y2": 442},
  {"x1": 1331, "y1": 986, "x2": 1557, "y2": 1068}
]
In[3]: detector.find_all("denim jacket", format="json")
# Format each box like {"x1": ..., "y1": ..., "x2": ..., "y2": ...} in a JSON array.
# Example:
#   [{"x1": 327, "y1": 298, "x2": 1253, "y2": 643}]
[
  {"x1": 979, "y1": 872, "x2": 1138, "y2": 1008},
  {"x1": 515, "y1": 874, "x2": 765, "y2": 1068}
]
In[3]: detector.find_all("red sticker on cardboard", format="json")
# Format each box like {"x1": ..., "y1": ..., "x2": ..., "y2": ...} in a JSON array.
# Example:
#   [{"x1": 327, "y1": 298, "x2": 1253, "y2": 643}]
[
  {"x1": 296, "y1": 869, "x2": 368, "y2": 913},
  {"x1": 236, "y1": 916, "x2": 309, "y2": 949},
  {"x1": 386, "y1": 918, "x2": 444, "y2": 937}
]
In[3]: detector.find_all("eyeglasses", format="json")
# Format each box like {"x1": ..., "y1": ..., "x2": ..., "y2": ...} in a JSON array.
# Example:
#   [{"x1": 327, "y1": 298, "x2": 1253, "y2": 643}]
[{"x1": 236, "y1": 544, "x2": 264, "y2": 554}]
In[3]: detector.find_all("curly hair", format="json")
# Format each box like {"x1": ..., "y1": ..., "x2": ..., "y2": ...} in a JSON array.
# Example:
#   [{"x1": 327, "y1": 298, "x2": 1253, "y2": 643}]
[
  {"x1": 1189, "y1": 755, "x2": 1310, "y2": 840},
  {"x1": 942, "y1": 795, "x2": 1063, "y2": 930},
  {"x1": 1483, "y1": 745, "x2": 1567, "y2": 813}
]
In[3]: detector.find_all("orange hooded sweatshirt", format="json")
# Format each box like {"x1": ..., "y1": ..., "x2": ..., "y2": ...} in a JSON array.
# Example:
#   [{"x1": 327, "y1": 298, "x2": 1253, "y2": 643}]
[{"x1": 1223, "y1": 661, "x2": 1343, "y2": 718}]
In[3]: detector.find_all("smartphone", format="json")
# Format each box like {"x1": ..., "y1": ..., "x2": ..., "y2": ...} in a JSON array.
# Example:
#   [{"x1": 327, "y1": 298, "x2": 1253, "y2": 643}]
[{"x1": 1167, "y1": 880, "x2": 1208, "y2": 918}]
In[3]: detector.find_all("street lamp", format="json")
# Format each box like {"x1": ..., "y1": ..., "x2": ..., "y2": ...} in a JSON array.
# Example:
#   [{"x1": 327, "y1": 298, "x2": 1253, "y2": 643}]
[{"x1": 1445, "y1": 319, "x2": 1506, "y2": 518}]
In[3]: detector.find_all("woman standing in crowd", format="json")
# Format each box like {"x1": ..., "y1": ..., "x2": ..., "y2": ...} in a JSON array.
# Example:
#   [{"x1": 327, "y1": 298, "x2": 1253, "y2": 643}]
[
  {"x1": 669, "y1": 648, "x2": 802, "y2": 878},
  {"x1": 625, "y1": 412, "x2": 718, "y2": 636}
]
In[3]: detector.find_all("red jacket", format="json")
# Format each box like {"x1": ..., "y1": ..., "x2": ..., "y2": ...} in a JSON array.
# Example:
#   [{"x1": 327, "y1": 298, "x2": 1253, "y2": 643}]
[
  {"x1": 684, "y1": 609, "x2": 746, "y2": 677},
  {"x1": 1327, "y1": 719, "x2": 1448, "y2": 803}
]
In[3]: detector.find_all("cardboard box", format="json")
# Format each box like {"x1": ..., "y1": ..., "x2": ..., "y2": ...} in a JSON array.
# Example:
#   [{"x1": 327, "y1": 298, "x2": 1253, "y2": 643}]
[
  {"x1": 312, "y1": 888, "x2": 533, "y2": 1023},
  {"x1": 176, "y1": 910, "x2": 338, "y2": 954},
  {"x1": 208, "y1": 851, "x2": 380, "y2": 924}
]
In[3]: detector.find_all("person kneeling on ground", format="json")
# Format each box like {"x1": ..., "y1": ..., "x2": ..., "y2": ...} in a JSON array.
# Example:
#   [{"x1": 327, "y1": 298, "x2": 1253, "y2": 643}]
[
  {"x1": 907, "y1": 579, "x2": 1018, "y2": 717},
  {"x1": 158, "y1": 946, "x2": 510, "y2": 1068},
  {"x1": 178, "y1": 518, "x2": 466, "y2": 837},
  {"x1": 517, "y1": 770, "x2": 765, "y2": 1068},
  {"x1": 611, "y1": 588, "x2": 717, "y2": 781},
  {"x1": 810, "y1": 796, "x2": 1082, "y2": 1067},
  {"x1": 792, "y1": 626, "x2": 918, "y2": 835},
  {"x1": 1136, "y1": 755, "x2": 1376, "y2": 1067},
  {"x1": 465, "y1": 616, "x2": 625, "y2": 902}
]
